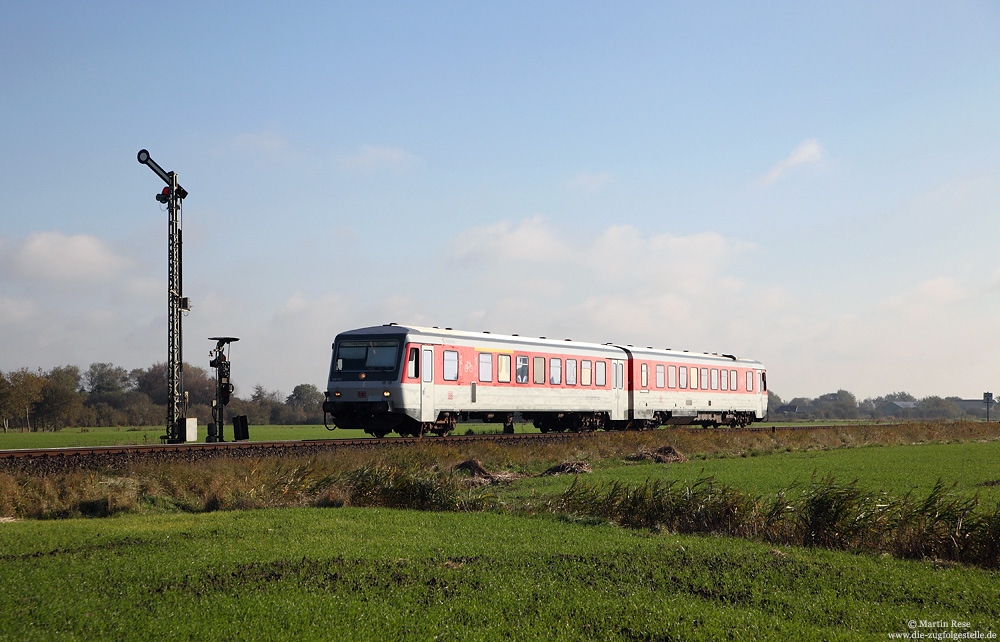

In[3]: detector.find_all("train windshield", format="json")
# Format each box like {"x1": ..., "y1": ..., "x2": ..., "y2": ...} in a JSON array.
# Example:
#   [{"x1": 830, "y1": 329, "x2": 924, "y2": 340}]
[{"x1": 334, "y1": 339, "x2": 400, "y2": 372}]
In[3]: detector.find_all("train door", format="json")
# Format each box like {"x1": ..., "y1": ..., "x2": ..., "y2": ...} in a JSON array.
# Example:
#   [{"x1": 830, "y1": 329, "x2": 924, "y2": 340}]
[
  {"x1": 420, "y1": 347, "x2": 436, "y2": 422},
  {"x1": 611, "y1": 359, "x2": 626, "y2": 420},
  {"x1": 757, "y1": 369, "x2": 768, "y2": 418}
]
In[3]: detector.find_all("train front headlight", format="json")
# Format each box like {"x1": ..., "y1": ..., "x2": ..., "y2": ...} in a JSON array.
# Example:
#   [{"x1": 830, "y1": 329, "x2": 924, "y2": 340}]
[{"x1": 383, "y1": 390, "x2": 391, "y2": 397}]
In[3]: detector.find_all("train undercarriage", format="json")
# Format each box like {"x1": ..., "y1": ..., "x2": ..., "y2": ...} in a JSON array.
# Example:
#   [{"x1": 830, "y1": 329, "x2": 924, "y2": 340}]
[{"x1": 325, "y1": 402, "x2": 757, "y2": 437}]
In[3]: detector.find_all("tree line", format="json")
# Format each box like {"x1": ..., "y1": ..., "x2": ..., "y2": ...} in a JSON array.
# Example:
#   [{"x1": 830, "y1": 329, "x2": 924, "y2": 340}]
[
  {"x1": 0, "y1": 363, "x2": 325, "y2": 432},
  {"x1": 767, "y1": 390, "x2": 991, "y2": 421}
]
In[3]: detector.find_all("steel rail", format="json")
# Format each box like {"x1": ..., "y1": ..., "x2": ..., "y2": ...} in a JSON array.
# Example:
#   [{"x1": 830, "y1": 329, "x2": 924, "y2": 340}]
[{"x1": 0, "y1": 423, "x2": 862, "y2": 462}]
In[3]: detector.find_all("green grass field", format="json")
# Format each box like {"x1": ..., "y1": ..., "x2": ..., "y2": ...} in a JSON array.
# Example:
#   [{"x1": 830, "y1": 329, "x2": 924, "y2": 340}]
[
  {"x1": 0, "y1": 423, "x2": 545, "y2": 449},
  {"x1": 2, "y1": 422, "x2": 998, "y2": 640},
  {"x1": 0, "y1": 424, "x2": 368, "y2": 449},
  {"x1": 501, "y1": 440, "x2": 1000, "y2": 509},
  {"x1": 1, "y1": 507, "x2": 997, "y2": 641}
]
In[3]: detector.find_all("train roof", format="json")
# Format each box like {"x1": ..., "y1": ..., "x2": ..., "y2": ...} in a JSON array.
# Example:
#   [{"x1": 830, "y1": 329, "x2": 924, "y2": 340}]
[
  {"x1": 335, "y1": 324, "x2": 765, "y2": 368},
  {"x1": 336, "y1": 324, "x2": 619, "y2": 355},
  {"x1": 622, "y1": 345, "x2": 764, "y2": 368}
]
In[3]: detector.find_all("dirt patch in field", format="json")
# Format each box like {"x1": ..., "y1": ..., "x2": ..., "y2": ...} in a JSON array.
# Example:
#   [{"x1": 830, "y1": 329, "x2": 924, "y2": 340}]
[
  {"x1": 626, "y1": 445, "x2": 688, "y2": 464},
  {"x1": 452, "y1": 459, "x2": 521, "y2": 486},
  {"x1": 541, "y1": 461, "x2": 592, "y2": 476},
  {"x1": 976, "y1": 480, "x2": 1000, "y2": 488}
]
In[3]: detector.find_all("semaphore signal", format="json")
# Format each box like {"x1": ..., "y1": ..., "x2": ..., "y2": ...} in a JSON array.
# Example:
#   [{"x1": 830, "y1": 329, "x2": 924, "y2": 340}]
[{"x1": 137, "y1": 149, "x2": 190, "y2": 444}]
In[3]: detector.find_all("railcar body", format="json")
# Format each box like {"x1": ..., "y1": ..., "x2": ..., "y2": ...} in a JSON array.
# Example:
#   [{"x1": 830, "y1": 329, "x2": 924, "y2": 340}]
[{"x1": 322, "y1": 324, "x2": 767, "y2": 437}]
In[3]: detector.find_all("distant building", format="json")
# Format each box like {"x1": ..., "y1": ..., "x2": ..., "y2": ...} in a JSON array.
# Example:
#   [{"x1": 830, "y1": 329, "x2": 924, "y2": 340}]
[
  {"x1": 954, "y1": 399, "x2": 995, "y2": 414},
  {"x1": 879, "y1": 399, "x2": 994, "y2": 418},
  {"x1": 877, "y1": 401, "x2": 919, "y2": 416}
]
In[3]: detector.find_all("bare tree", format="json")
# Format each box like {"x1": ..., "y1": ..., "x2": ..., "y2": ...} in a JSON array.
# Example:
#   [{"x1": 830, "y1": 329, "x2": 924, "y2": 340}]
[
  {"x1": 0, "y1": 372, "x2": 10, "y2": 433},
  {"x1": 5, "y1": 368, "x2": 45, "y2": 432}
]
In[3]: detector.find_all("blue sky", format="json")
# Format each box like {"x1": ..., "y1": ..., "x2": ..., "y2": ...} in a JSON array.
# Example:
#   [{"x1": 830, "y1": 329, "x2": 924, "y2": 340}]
[{"x1": 2, "y1": 2, "x2": 999, "y2": 401}]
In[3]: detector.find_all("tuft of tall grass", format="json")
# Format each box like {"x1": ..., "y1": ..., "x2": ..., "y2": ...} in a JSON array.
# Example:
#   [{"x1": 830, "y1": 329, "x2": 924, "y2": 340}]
[
  {"x1": 889, "y1": 480, "x2": 985, "y2": 563},
  {"x1": 793, "y1": 475, "x2": 884, "y2": 549},
  {"x1": 558, "y1": 477, "x2": 759, "y2": 537},
  {"x1": 558, "y1": 475, "x2": 1000, "y2": 569},
  {"x1": 338, "y1": 465, "x2": 491, "y2": 512}
]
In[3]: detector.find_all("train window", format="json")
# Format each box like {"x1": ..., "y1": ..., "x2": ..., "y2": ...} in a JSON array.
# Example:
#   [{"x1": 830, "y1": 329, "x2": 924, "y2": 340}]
[
  {"x1": 611, "y1": 362, "x2": 619, "y2": 389},
  {"x1": 731, "y1": 370, "x2": 738, "y2": 391},
  {"x1": 515, "y1": 356, "x2": 529, "y2": 384},
  {"x1": 641, "y1": 363, "x2": 648, "y2": 388},
  {"x1": 335, "y1": 339, "x2": 399, "y2": 371},
  {"x1": 550, "y1": 358, "x2": 562, "y2": 385},
  {"x1": 688, "y1": 367, "x2": 696, "y2": 390},
  {"x1": 478, "y1": 353, "x2": 493, "y2": 383},
  {"x1": 581, "y1": 360, "x2": 592, "y2": 386},
  {"x1": 498, "y1": 355, "x2": 512, "y2": 383},
  {"x1": 443, "y1": 351, "x2": 459, "y2": 381},
  {"x1": 679, "y1": 366, "x2": 687, "y2": 389},
  {"x1": 761, "y1": 371, "x2": 767, "y2": 392},
  {"x1": 667, "y1": 365, "x2": 676, "y2": 388},
  {"x1": 720, "y1": 368, "x2": 728, "y2": 391},
  {"x1": 656, "y1": 364, "x2": 665, "y2": 388},
  {"x1": 618, "y1": 362, "x2": 625, "y2": 390},
  {"x1": 422, "y1": 349, "x2": 433, "y2": 383},
  {"x1": 407, "y1": 347, "x2": 420, "y2": 379},
  {"x1": 746, "y1": 371, "x2": 753, "y2": 392},
  {"x1": 596, "y1": 361, "x2": 607, "y2": 387},
  {"x1": 566, "y1": 359, "x2": 577, "y2": 385},
  {"x1": 533, "y1": 357, "x2": 545, "y2": 384},
  {"x1": 711, "y1": 369, "x2": 719, "y2": 390},
  {"x1": 700, "y1": 368, "x2": 709, "y2": 390}
]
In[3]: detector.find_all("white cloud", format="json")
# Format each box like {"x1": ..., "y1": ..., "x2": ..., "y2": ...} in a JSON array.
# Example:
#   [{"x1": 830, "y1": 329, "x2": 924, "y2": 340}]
[
  {"x1": 0, "y1": 291, "x2": 161, "y2": 376},
  {"x1": 3, "y1": 231, "x2": 132, "y2": 287},
  {"x1": 0, "y1": 295, "x2": 40, "y2": 325},
  {"x1": 913, "y1": 277, "x2": 966, "y2": 306},
  {"x1": 447, "y1": 215, "x2": 573, "y2": 265},
  {"x1": 340, "y1": 144, "x2": 420, "y2": 170},
  {"x1": 760, "y1": 139, "x2": 824, "y2": 186},
  {"x1": 439, "y1": 217, "x2": 757, "y2": 350},
  {"x1": 0, "y1": 231, "x2": 165, "y2": 375},
  {"x1": 567, "y1": 171, "x2": 613, "y2": 193}
]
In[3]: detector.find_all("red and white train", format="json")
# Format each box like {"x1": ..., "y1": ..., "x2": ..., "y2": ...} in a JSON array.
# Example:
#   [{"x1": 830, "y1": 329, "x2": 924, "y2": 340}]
[{"x1": 322, "y1": 324, "x2": 768, "y2": 437}]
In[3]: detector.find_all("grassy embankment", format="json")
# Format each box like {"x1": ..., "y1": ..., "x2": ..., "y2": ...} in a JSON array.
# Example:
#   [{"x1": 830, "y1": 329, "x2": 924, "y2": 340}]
[{"x1": 3, "y1": 422, "x2": 999, "y2": 518}]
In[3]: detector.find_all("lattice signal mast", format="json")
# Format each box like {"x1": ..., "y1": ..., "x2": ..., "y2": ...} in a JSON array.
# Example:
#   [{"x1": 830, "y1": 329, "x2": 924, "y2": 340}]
[{"x1": 137, "y1": 149, "x2": 190, "y2": 443}]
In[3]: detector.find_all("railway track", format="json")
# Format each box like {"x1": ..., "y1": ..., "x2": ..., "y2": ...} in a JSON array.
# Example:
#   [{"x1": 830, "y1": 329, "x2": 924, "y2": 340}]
[
  {"x1": 0, "y1": 431, "x2": 589, "y2": 474},
  {"x1": 0, "y1": 423, "x2": 844, "y2": 471},
  {"x1": 0, "y1": 431, "x2": 578, "y2": 460}
]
